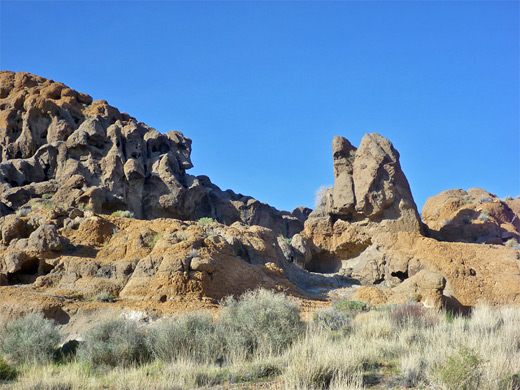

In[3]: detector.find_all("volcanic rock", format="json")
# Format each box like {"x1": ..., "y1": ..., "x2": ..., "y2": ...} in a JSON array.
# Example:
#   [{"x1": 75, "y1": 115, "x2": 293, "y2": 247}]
[{"x1": 0, "y1": 71, "x2": 303, "y2": 237}]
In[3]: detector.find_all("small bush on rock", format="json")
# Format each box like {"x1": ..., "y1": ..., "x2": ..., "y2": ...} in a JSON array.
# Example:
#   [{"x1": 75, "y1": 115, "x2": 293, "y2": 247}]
[
  {"x1": 111, "y1": 210, "x2": 135, "y2": 218},
  {"x1": 78, "y1": 319, "x2": 150, "y2": 367},
  {"x1": 198, "y1": 217, "x2": 216, "y2": 226},
  {"x1": 0, "y1": 313, "x2": 60, "y2": 365}
]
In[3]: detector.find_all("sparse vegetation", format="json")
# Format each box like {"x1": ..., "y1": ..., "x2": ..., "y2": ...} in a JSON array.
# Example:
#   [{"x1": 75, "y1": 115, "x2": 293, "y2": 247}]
[
  {"x1": 41, "y1": 194, "x2": 52, "y2": 200},
  {"x1": 435, "y1": 345, "x2": 484, "y2": 390},
  {"x1": 31, "y1": 200, "x2": 53, "y2": 211},
  {"x1": 92, "y1": 290, "x2": 116, "y2": 302},
  {"x1": 2, "y1": 295, "x2": 520, "y2": 389},
  {"x1": 147, "y1": 312, "x2": 220, "y2": 363},
  {"x1": 315, "y1": 185, "x2": 331, "y2": 207},
  {"x1": 505, "y1": 238, "x2": 520, "y2": 250},
  {"x1": 478, "y1": 209, "x2": 490, "y2": 222},
  {"x1": 279, "y1": 235, "x2": 292, "y2": 245},
  {"x1": 111, "y1": 210, "x2": 135, "y2": 218},
  {"x1": 218, "y1": 289, "x2": 303, "y2": 356},
  {"x1": 77, "y1": 318, "x2": 150, "y2": 367},
  {"x1": 197, "y1": 217, "x2": 216, "y2": 226},
  {"x1": 478, "y1": 195, "x2": 493, "y2": 204},
  {"x1": 0, "y1": 313, "x2": 60, "y2": 365}
]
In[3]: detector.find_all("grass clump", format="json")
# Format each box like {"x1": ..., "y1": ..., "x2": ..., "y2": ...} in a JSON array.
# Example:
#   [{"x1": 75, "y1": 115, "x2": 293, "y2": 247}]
[
  {"x1": 77, "y1": 319, "x2": 150, "y2": 368},
  {"x1": 0, "y1": 313, "x2": 60, "y2": 365},
  {"x1": 197, "y1": 217, "x2": 216, "y2": 226},
  {"x1": 219, "y1": 289, "x2": 303, "y2": 357},
  {"x1": 111, "y1": 210, "x2": 135, "y2": 218}
]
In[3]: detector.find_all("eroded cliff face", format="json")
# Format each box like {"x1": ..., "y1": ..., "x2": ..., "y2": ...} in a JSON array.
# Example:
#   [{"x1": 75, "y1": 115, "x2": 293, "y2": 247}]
[
  {"x1": 0, "y1": 71, "x2": 519, "y2": 328},
  {"x1": 0, "y1": 71, "x2": 308, "y2": 236},
  {"x1": 301, "y1": 134, "x2": 520, "y2": 309},
  {"x1": 302, "y1": 134, "x2": 422, "y2": 282}
]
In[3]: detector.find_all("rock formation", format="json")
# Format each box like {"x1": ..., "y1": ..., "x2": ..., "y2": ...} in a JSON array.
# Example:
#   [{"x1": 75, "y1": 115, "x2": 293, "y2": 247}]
[
  {"x1": 422, "y1": 188, "x2": 520, "y2": 245},
  {"x1": 0, "y1": 71, "x2": 307, "y2": 237},
  {"x1": 302, "y1": 134, "x2": 422, "y2": 284},
  {"x1": 302, "y1": 135, "x2": 520, "y2": 309},
  {"x1": 0, "y1": 71, "x2": 519, "y2": 328}
]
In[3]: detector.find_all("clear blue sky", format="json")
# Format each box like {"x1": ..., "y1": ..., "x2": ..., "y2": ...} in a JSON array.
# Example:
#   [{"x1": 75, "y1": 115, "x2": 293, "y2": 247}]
[{"x1": 1, "y1": 1, "x2": 519, "y2": 214}]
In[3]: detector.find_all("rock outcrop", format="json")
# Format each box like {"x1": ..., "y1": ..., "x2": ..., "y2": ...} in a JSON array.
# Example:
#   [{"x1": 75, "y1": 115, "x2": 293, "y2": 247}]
[
  {"x1": 422, "y1": 188, "x2": 520, "y2": 245},
  {"x1": 302, "y1": 134, "x2": 422, "y2": 284},
  {"x1": 302, "y1": 135, "x2": 520, "y2": 309},
  {"x1": 0, "y1": 71, "x2": 306, "y2": 237}
]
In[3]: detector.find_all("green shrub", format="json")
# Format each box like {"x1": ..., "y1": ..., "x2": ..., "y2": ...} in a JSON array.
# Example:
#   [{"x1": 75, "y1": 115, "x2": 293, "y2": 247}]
[
  {"x1": 478, "y1": 196, "x2": 492, "y2": 204},
  {"x1": 198, "y1": 217, "x2": 216, "y2": 226},
  {"x1": 92, "y1": 290, "x2": 116, "y2": 302},
  {"x1": 436, "y1": 345, "x2": 484, "y2": 390},
  {"x1": 0, "y1": 358, "x2": 17, "y2": 380},
  {"x1": 390, "y1": 302, "x2": 436, "y2": 328},
  {"x1": 111, "y1": 210, "x2": 135, "y2": 218},
  {"x1": 0, "y1": 313, "x2": 60, "y2": 364},
  {"x1": 333, "y1": 300, "x2": 373, "y2": 318},
  {"x1": 312, "y1": 308, "x2": 350, "y2": 332},
  {"x1": 500, "y1": 373, "x2": 520, "y2": 390},
  {"x1": 148, "y1": 312, "x2": 221, "y2": 363},
  {"x1": 77, "y1": 319, "x2": 150, "y2": 367},
  {"x1": 42, "y1": 194, "x2": 52, "y2": 200},
  {"x1": 218, "y1": 289, "x2": 303, "y2": 357}
]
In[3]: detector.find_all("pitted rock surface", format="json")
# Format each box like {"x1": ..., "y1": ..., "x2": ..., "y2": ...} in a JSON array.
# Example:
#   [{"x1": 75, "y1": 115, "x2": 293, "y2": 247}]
[{"x1": 0, "y1": 71, "x2": 304, "y2": 236}]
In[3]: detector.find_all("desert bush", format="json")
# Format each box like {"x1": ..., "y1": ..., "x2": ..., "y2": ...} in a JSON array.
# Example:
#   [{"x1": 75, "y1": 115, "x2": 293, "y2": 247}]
[
  {"x1": 197, "y1": 217, "x2": 216, "y2": 226},
  {"x1": 0, "y1": 357, "x2": 17, "y2": 380},
  {"x1": 111, "y1": 210, "x2": 135, "y2": 218},
  {"x1": 333, "y1": 300, "x2": 373, "y2": 318},
  {"x1": 479, "y1": 196, "x2": 493, "y2": 204},
  {"x1": 390, "y1": 302, "x2": 436, "y2": 328},
  {"x1": 92, "y1": 290, "x2": 116, "y2": 302},
  {"x1": 77, "y1": 319, "x2": 150, "y2": 367},
  {"x1": 218, "y1": 289, "x2": 302, "y2": 357},
  {"x1": 0, "y1": 313, "x2": 60, "y2": 365},
  {"x1": 314, "y1": 186, "x2": 330, "y2": 208},
  {"x1": 148, "y1": 312, "x2": 221, "y2": 363},
  {"x1": 478, "y1": 210, "x2": 490, "y2": 222},
  {"x1": 312, "y1": 307, "x2": 350, "y2": 332},
  {"x1": 505, "y1": 238, "x2": 520, "y2": 250},
  {"x1": 435, "y1": 345, "x2": 484, "y2": 390}
]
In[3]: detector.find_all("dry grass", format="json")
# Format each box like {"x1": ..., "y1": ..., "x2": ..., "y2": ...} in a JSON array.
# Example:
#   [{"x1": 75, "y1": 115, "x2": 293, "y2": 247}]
[{"x1": 1, "y1": 298, "x2": 520, "y2": 389}]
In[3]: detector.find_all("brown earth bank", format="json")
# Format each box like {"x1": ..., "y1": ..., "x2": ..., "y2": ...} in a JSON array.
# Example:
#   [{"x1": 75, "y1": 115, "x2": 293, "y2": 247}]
[{"x1": 0, "y1": 71, "x2": 519, "y2": 331}]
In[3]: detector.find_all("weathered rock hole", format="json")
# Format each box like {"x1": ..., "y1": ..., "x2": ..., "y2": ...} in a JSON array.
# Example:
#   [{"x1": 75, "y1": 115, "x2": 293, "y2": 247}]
[
  {"x1": 391, "y1": 270, "x2": 408, "y2": 282},
  {"x1": 7, "y1": 258, "x2": 39, "y2": 284},
  {"x1": 305, "y1": 256, "x2": 342, "y2": 274}
]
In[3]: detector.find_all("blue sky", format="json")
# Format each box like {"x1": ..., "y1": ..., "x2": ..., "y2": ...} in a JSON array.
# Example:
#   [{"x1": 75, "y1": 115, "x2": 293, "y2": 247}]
[{"x1": 1, "y1": 1, "x2": 518, "y2": 214}]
